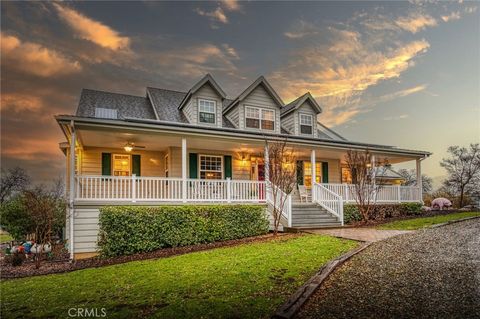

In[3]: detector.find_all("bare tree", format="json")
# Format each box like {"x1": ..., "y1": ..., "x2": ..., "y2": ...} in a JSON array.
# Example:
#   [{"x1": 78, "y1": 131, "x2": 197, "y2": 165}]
[
  {"x1": 397, "y1": 169, "x2": 433, "y2": 194},
  {"x1": 440, "y1": 143, "x2": 480, "y2": 207},
  {"x1": 344, "y1": 150, "x2": 386, "y2": 222},
  {"x1": 0, "y1": 167, "x2": 29, "y2": 204},
  {"x1": 265, "y1": 140, "x2": 297, "y2": 235}
]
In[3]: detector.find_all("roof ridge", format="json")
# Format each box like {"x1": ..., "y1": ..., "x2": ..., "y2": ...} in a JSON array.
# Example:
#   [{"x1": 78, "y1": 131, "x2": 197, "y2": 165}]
[
  {"x1": 82, "y1": 88, "x2": 146, "y2": 99},
  {"x1": 146, "y1": 87, "x2": 188, "y2": 94}
]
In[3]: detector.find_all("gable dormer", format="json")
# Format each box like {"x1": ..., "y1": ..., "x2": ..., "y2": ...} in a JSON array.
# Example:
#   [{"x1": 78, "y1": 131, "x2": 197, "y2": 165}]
[
  {"x1": 224, "y1": 76, "x2": 284, "y2": 134},
  {"x1": 178, "y1": 74, "x2": 226, "y2": 128},
  {"x1": 281, "y1": 92, "x2": 322, "y2": 138}
]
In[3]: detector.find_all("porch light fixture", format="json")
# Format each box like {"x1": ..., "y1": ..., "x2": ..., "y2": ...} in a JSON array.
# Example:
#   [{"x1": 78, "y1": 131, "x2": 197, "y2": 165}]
[{"x1": 124, "y1": 142, "x2": 133, "y2": 152}]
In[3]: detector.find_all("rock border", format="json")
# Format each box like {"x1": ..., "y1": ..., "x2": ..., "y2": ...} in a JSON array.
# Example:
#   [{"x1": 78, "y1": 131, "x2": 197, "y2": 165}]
[{"x1": 272, "y1": 242, "x2": 372, "y2": 319}]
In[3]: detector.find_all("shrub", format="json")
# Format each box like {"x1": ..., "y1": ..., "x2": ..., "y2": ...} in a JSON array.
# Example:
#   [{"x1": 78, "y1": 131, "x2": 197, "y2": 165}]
[
  {"x1": 343, "y1": 205, "x2": 362, "y2": 224},
  {"x1": 98, "y1": 205, "x2": 269, "y2": 257},
  {"x1": 343, "y1": 203, "x2": 423, "y2": 224}
]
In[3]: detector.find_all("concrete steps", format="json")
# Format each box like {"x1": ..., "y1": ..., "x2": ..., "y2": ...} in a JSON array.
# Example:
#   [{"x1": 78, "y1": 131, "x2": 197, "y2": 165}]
[{"x1": 291, "y1": 203, "x2": 342, "y2": 228}]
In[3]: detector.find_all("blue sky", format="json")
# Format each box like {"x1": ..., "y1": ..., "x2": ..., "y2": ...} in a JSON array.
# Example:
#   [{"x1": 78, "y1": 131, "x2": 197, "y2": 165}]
[{"x1": 1, "y1": 1, "x2": 479, "y2": 185}]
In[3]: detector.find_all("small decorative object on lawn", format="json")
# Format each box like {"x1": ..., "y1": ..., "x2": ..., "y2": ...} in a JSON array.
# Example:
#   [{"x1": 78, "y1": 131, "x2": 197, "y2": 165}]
[
  {"x1": 22, "y1": 241, "x2": 33, "y2": 254},
  {"x1": 431, "y1": 197, "x2": 452, "y2": 210},
  {"x1": 422, "y1": 206, "x2": 432, "y2": 212},
  {"x1": 30, "y1": 243, "x2": 52, "y2": 254}
]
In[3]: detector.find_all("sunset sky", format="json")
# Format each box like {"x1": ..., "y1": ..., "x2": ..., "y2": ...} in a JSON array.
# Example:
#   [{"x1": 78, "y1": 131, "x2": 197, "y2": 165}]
[{"x1": 1, "y1": 1, "x2": 479, "y2": 186}]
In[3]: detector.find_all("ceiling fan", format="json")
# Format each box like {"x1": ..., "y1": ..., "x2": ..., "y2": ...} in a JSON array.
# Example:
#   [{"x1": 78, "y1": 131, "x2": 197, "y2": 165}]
[{"x1": 123, "y1": 142, "x2": 146, "y2": 152}]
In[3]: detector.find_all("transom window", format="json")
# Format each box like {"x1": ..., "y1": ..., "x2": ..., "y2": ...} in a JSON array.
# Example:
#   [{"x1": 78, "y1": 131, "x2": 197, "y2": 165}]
[
  {"x1": 199, "y1": 99, "x2": 216, "y2": 124},
  {"x1": 300, "y1": 113, "x2": 313, "y2": 135},
  {"x1": 199, "y1": 155, "x2": 222, "y2": 179},
  {"x1": 113, "y1": 154, "x2": 131, "y2": 176},
  {"x1": 245, "y1": 106, "x2": 275, "y2": 131}
]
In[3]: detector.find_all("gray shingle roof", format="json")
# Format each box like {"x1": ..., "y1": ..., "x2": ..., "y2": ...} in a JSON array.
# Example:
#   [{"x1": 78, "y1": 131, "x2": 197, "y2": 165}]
[{"x1": 76, "y1": 89, "x2": 156, "y2": 120}]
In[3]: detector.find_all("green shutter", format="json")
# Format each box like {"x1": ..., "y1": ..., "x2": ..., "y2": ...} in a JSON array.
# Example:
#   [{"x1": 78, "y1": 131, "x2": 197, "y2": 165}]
[
  {"x1": 132, "y1": 155, "x2": 141, "y2": 176},
  {"x1": 189, "y1": 153, "x2": 198, "y2": 178},
  {"x1": 101, "y1": 153, "x2": 111, "y2": 176},
  {"x1": 322, "y1": 162, "x2": 329, "y2": 183},
  {"x1": 224, "y1": 155, "x2": 232, "y2": 179},
  {"x1": 296, "y1": 160, "x2": 304, "y2": 185}
]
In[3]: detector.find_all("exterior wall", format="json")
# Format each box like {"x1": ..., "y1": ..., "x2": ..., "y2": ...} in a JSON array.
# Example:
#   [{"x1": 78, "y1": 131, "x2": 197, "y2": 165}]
[
  {"x1": 282, "y1": 100, "x2": 319, "y2": 137},
  {"x1": 298, "y1": 157, "x2": 341, "y2": 183},
  {"x1": 80, "y1": 147, "x2": 165, "y2": 176},
  {"x1": 73, "y1": 207, "x2": 100, "y2": 254},
  {"x1": 226, "y1": 107, "x2": 239, "y2": 128},
  {"x1": 168, "y1": 147, "x2": 251, "y2": 180},
  {"x1": 183, "y1": 83, "x2": 223, "y2": 128},
  {"x1": 237, "y1": 85, "x2": 282, "y2": 134}
]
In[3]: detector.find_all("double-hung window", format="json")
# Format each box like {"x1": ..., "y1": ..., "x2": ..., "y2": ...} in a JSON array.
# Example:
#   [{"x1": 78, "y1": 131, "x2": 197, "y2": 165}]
[
  {"x1": 245, "y1": 106, "x2": 275, "y2": 131},
  {"x1": 300, "y1": 113, "x2": 313, "y2": 135},
  {"x1": 199, "y1": 99, "x2": 216, "y2": 124},
  {"x1": 113, "y1": 154, "x2": 131, "y2": 176},
  {"x1": 199, "y1": 155, "x2": 222, "y2": 179}
]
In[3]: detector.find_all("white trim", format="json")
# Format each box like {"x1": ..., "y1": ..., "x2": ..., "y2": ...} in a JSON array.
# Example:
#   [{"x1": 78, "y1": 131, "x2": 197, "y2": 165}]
[
  {"x1": 299, "y1": 113, "x2": 313, "y2": 136},
  {"x1": 244, "y1": 105, "x2": 275, "y2": 131},
  {"x1": 198, "y1": 98, "x2": 216, "y2": 125},
  {"x1": 198, "y1": 154, "x2": 223, "y2": 180}
]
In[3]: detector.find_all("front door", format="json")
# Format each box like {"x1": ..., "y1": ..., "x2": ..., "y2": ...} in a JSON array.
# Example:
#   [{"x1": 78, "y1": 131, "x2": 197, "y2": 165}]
[{"x1": 251, "y1": 161, "x2": 265, "y2": 199}]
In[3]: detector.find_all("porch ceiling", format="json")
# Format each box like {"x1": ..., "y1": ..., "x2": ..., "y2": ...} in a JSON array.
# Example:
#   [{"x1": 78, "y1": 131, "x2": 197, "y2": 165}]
[{"x1": 75, "y1": 126, "x2": 420, "y2": 164}]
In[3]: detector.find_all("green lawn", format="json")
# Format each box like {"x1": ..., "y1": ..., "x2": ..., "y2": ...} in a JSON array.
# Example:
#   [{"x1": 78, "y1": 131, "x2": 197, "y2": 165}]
[
  {"x1": 1, "y1": 234, "x2": 357, "y2": 319},
  {"x1": 0, "y1": 233, "x2": 13, "y2": 243},
  {"x1": 377, "y1": 211, "x2": 480, "y2": 230}
]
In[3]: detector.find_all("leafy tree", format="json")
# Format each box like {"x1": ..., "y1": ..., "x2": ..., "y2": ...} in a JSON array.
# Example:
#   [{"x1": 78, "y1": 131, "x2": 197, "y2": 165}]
[
  {"x1": 0, "y1": 194, "x2": 35, "y2": 240},
  {"x1": 0, "y1": 167, "x2": 29, "y2": 204},
  {"x1": 440, "y1": 143, "x2": 480, "y2": 207},
  {"x1": 397, "y1": 169, "x2": 433, "y2": 194}
]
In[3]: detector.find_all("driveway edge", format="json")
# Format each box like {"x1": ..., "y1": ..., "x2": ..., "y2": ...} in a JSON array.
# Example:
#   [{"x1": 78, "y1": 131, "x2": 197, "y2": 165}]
[
  {"x1": 429, "y1": 215, "x2": 480, "y2": 228},
  {"x1": 272, "y1": 242, "x2": 371, "y2": 319}
]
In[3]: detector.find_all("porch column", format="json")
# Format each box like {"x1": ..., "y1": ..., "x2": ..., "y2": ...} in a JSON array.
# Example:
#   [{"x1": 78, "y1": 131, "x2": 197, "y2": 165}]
[
  {"x1": 311, "y1": 149, "x2": 316, "y2": 185},
  {"x1": 69, "y1": 121, "x2": 75, "y2": 260},
  {"x1": 416, "y1": 158, "x2": 422, "y2": 202},
  {"x1": 371, "y1": 155, "x2": 376, "y2": 188},
  {"x1": 182, "y1": 138, "x2": 187, "y2": 203},
  {"x1": 264, "y1": 143, "x2": 269, "y2": 183}
]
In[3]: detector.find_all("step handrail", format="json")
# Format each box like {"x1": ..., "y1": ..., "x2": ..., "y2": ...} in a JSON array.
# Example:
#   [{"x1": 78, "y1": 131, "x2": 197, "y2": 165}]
[
  {"x1": 312, "y1": 182, "x2": 344, "y2": 226},
  {"x1": 266, "y1": 181, "x2": 292, "y2": 227}
]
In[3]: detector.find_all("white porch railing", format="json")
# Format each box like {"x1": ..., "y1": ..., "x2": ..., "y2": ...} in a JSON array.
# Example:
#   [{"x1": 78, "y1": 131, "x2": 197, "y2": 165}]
[
  {"x1": 312, "y1": 183, "x2": 344, "y2": 226},
  {"x1": 266, "y1": 181, "x2": 292, "y2": 227},
  {"x1": 320, "y1": 183, "x2": 421, "y2": 203},
  {"x1": 74, "y1": 175, "x2": 266, "y2": 203}
]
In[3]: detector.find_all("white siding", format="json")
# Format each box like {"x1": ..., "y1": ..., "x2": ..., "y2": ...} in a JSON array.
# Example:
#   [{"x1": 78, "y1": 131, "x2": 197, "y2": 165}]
[
  {"x1": 184, "y1": 83, "x2": 223, "y2": 128},
  {"x1": 239, "y1": 85, "x2": 282, "y2": 134},
  {"x1": 283, "y1": 100, "x2": 319, "y2": 137},
  {"x1": 226, "y1": 107, "x2": 239, "y2": 127},
  {"x1": 73, "y1": 207, "x2": 100, "y2": 253},
  {"x1": 282, "y1": 112, "x2": 295, "y2": 134}
]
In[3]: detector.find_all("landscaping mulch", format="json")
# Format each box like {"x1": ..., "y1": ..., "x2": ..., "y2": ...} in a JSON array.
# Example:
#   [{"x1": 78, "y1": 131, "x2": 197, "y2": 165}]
[
  {"x1": 1, "y1": 233, "x2": 299, "y2": 280},
  {"x1": 296, "y1": 218, "x2": 480, "y2": 319}
]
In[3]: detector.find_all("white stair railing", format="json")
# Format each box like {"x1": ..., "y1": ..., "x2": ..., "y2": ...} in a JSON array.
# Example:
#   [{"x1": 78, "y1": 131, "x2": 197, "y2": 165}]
[
  {"x1": 266, "y1": 181, "x2": 292, "y2": 227},
  {"x1": 312, "y1": 182, "x2": 344, "y2": 226}
]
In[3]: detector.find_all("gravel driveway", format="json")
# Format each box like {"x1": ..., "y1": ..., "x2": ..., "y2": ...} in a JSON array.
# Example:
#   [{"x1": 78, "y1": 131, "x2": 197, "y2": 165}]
[{"x1": 296, "y1": 218, "x2": 480, "y2": 319}]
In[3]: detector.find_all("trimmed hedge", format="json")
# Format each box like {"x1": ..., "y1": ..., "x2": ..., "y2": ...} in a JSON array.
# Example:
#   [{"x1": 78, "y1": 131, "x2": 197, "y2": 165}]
[
  {"x1": 344, "y1": 202, "x2": 423, "y2": 224},
  {"x1": 98, "y1": 205, "x2": 269, "y2": 257}
]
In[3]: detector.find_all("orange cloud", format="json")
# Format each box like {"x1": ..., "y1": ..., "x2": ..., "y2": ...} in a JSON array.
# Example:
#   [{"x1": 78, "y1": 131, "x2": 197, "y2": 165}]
[
  {"x1": 222, "y1": 0, "x2": 241, "y2": 12},
  {"x1": 1, "y1": 33, "x2": 81, "y2": 77},
  {"x1": 1, "y1": 94, "x2": 43, "y2": 112},
  {"x1": 441, "y1": 11, "x2": 461, "y2": 22},
  {"x1": 195, "y1": 7, "x2": 228, "y2": 24},
  {"x1": 395, "y1": 12, "x2": 437, "y2": 33},
  {"x1": 53, "y1": 3, "x2": 130, "y2": 51}
]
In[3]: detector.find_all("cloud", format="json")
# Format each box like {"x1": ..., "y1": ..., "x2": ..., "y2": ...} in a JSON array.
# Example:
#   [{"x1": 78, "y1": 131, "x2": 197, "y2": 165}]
[
  {"x1": 53, "y1": 3, "x2": 130, "y2": 50},
  {"x1": 284, "y1": 20, "x2": 319, "y2": 39},
  {"x1": 222, "y1": 44, "x2": 240, "y2": 59},
  {"x1": 384, "y1": 114, "x2": 409, "y2": 121},
  {"x1": 441, "y1": 11, "x2": 461, "y2": 22},
  {"x1": 1, "y1": 94, "x2": 43, "y2": 112},
  {"x1": 195, "y1": 7, "x2": 228, "y2": 24},
  {"x1": 222, "y1": 0, "x2": 241, "y2": 12},
  {"x1": 0, "y1": 33, "x2": 81, "y2": 77},
  {"x1": 395, "y1": 12, "x2": 437, "y2": 33}
]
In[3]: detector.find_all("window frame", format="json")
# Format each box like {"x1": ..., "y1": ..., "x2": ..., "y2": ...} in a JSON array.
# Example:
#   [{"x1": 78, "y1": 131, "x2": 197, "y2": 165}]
[
  {"x1": 112, "y1": 154, "x2": 131, "y2": 176},
  {"x1": 245, "y1": 105, "x2": 275, "y2": 131},
  {"x1": 303, "y1": 161, "x2": 322, "y2": 187},
  {"x1": 198, "y1": 98, "x2": 217, "y2": 125},
  {"x1": 198, "y1": 154, "x2": 223, "y2": 180},
  {"x1": 299, "y1": 113, "x2": 314, "y2": 135}
]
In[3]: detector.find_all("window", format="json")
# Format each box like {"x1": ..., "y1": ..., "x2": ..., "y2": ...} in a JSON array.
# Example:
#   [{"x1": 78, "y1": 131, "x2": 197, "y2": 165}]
[
  {"x1": 199, "y1": 155, "x2": 222, "y2": 179},
  {"x1": 303, "y1": 161, "x2": 321, "y2": 187},
  {"x1": 300, "y1": 114, "x2": 313, "y2": 135},
  {"x1": 199, "y1": 99, "x2": 216, "y2": 124},
  {"x1": 245, "y1": 106, "x2": 275, "y2": 131},
  {"x1": 113, "y1": 154, "x2": 131, "y2": 176}
]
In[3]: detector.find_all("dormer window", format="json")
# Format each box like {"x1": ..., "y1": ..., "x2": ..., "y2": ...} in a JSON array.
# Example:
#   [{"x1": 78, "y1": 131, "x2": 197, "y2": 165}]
[
  {"x1": 199, "y1": 99, "x2": 216, "y2": 124},
  {"x1": 95, "y1": 107, "x2": 117, "y2": 119},
  {"x1": 300, "y1": 113, "x2": 313, "y2": 135},
  {"x1": 245, "y1": 106, "x2": 274, "y2": 131}
]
